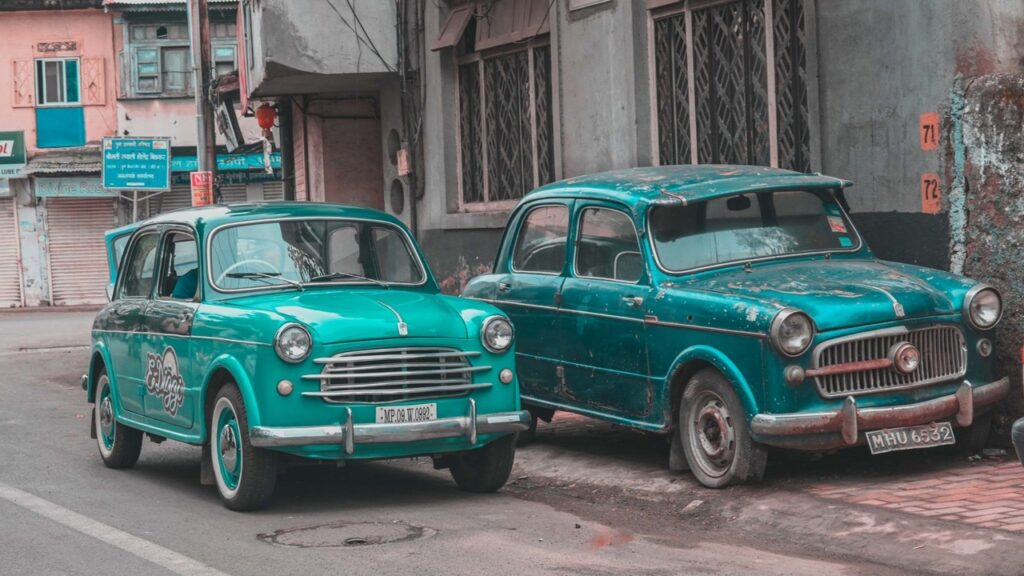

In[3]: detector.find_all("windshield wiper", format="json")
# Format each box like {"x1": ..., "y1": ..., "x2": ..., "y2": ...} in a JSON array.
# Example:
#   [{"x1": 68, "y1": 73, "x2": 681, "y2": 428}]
[
  {"x1": 225, "y1": 271, "x2": 304, "y2": 291},
  {"x1": 308, "y1": 271, "x2": 388, "y2": 289}
]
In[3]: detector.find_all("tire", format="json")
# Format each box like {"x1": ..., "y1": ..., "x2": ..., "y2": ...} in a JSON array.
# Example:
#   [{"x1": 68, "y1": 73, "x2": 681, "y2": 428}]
[
  {"x1": 450, "y1": 433, "x2": 517, "y2": 493},
  {"x1": 957, "y1": 412, "x2": 993, "y2": 455},
  {"x1": 210, "y1": 384, "x2": 278, "y2": 511},
  {"x1": 516, "y1": 408, "x2": 539, "y2": 447},
  {"x1": 680, "y1": 368, "x2": 767, "y2": 488},
  {"x1": 94, "y1": 369, "x2": 143, "y2": 469}
]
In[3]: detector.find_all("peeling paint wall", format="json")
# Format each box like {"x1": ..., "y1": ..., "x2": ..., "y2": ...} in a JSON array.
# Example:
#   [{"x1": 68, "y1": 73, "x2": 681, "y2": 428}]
[{"x1": 955, "y1": 74, "x2": 1024, "y2": 431}]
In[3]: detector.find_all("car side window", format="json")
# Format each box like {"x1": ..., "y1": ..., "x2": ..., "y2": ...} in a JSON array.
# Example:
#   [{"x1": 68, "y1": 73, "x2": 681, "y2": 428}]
[
  {"x1": 575, "y1": 207, "x2": 643, "y2": 282},
  {"x1": 512, "y1": 205, "x2": 568, "y2": 274},
  {"x1": 157, "y1": 232, "x2": 199, "y2": 300},
  {"x1": 120, "y1": 232, "x2": 161, "y2": 299}
]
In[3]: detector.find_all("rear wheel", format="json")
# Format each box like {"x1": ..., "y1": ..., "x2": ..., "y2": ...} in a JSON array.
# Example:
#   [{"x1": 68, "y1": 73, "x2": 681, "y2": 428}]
[
  {"x1": 94, "y1": 370, "x2": 143, "y2": 469},
  {"x1": 210, "y1": 384, "x2": 278, "y2": 511},
  {"x1": 680, "y1": 368, "x2": 767, "y2": 488},
  {"x1": 450, "y1": 433, "x2": 517, "y2": 492}
]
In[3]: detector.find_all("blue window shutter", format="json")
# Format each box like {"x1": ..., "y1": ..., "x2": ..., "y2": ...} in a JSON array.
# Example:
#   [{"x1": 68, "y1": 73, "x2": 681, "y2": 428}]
[
  {"x1": 65, "y1": 59, "x2": 80, "y2": 103},
  {"x1": 36, "y1": 107, "x2": 86, "y2": 148}
]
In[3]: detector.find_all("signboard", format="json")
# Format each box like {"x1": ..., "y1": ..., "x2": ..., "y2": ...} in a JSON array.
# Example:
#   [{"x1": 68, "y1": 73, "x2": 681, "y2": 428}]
[
  {"x1": 191, "y1": 171, "x2": 214, "y2": 207},
  {"x1": 0, "y1": 131, "x2": 27, "y2": 178},
  {"x1": 35, "y1": 177, "x2": 116, "y2": 198},
  {"x1": 171, "y1": 152, "x2": 282, "y2": 173},
  {"x1": 102, "y1": 137, "x2": 171, "y2": 191}
]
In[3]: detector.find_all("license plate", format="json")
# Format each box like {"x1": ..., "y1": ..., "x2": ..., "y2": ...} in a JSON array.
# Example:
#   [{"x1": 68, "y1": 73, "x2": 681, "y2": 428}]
[
  {"x1": 375, "y1": 403, "x2": 437, "y2": 424},
  {"x1": 866, "y1": 422, "x2": 955, "y2": 455}
]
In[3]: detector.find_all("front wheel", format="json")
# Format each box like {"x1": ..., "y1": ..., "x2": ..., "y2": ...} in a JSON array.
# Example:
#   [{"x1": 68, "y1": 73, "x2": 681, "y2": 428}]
[
  {"x1": 680, "y1": 368, "x2": 767, "y2": 488},
  {"x1": 94, "y1": 370, "x2": 143, "y2": 469},
  {"x1": 210, "y1": 384, "x2": 278, "y2": 511},
  {"x1": 450, "y1": 433, "x2": 516, "y2": 492}
]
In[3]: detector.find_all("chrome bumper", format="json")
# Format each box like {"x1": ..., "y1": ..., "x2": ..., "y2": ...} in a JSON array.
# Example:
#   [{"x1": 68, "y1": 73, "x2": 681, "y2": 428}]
[
  {"x1": 249, "y1": 399, "x2": 531, "y2": 454},
  {"x1": 751, "y1": 377, "x2": 1010, "y2": 446}
]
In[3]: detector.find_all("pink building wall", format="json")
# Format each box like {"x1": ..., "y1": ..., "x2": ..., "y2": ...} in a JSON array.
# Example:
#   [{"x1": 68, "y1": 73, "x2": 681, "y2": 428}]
[{"x1": 0, "y1": 9, "x2": 118, "y2": 155}]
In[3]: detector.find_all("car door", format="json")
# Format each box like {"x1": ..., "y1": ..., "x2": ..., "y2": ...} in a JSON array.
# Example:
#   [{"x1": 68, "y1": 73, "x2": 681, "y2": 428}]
[
  {"x1": 559, "y1": 203, "x2": 653, "y2": 418},
  {"x1": 493, "y1": 202, "x2": 571, "y2": 401},
  {"x1": 142, "y1": 228, "x2": 199, "y2": 429},
  {"x1": 106, "y1": 228, "x2": 162, "y2": 416}
]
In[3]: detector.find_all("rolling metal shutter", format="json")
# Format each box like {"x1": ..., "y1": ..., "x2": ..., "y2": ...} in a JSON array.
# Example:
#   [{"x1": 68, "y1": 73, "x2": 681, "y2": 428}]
[
  {"x1": 157, "y1": 183, "x2": 192, "y2": 213},
  {"x1": 262, "y1": 181, "x2": 285, "y2": 202},
  {"x1": 46, "y1": 198, "x2": 117, "y2": 306},
  {"x1": 0, "y1": 199, "x2": 23, "y2": 308},
  {"x1": 220, "y1": 183, "x2": 248, "y2": 204}
]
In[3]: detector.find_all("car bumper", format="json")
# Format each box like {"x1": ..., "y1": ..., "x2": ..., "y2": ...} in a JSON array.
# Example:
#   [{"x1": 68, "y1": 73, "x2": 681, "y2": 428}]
[
  {"x1": 751, "y1": 377, "x2": 1010, "y2": 450},
  {"x1": 249, "y1": 399, "x2": 530, "y2": 454}
]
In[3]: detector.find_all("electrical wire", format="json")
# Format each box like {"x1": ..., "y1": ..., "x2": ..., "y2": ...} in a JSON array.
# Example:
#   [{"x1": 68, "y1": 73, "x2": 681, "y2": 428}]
[{"x1": 346, "y1": 0, "x2": 395, "y2": 72}]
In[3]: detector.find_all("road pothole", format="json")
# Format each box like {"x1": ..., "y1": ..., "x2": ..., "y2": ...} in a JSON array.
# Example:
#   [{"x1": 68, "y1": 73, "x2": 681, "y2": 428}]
[{"x1": 258, "y1": 520, "x2": 436, "y2": 548}]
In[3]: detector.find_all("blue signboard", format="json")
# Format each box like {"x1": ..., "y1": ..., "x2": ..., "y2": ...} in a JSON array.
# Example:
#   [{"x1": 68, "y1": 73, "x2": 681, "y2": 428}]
[
  {"x1": 102, "y1": 138, "x2": 171, "y2": 191},
  {"x1": 171, "y1": 152, "x2": 282, "y2": 173}
]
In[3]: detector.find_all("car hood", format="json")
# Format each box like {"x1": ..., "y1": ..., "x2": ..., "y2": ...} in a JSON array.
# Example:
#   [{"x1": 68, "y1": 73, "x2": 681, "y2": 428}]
[
  {"x1": 682, "y1": 260, "x2": 960, "y2": 332},
  {"x1": 225, "y1": 289, "x2": 469, "y2": 344}
]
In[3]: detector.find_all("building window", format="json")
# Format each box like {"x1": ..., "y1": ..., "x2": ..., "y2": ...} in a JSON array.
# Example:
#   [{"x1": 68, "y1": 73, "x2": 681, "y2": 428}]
[
  {"x1": 457, "y1": 42, "x2": 554, "y2": 209},
  {"x1": 126, "y1": 21, "x2": 237, "y2": 98},
  {"x1": 652, "y1": 0, "x2": 811, "y2": 172},
  {"x1": 35, "y1": 59, "x2": 80, "y2": 106}
]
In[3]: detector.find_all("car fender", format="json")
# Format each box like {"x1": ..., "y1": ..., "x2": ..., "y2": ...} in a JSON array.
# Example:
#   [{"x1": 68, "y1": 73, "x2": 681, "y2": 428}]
[
  {"x1": 665, "y1": 345, "x2": 760, "y2": 419},
  {"x1": 87, "y1": 341, "x2": 116, "y2": 406},
  {"x1": 200, "y1": 354, "x2": 262, "y2": 440}
]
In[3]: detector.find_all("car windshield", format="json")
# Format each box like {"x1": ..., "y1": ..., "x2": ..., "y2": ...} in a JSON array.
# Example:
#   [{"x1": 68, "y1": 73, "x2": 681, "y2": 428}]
[
  {"x1": 210, "y1": 219, "x2": 425, "y2": 291},
  {"x1": 649, "y1": 189, "x2": 858, "y2": 272}
]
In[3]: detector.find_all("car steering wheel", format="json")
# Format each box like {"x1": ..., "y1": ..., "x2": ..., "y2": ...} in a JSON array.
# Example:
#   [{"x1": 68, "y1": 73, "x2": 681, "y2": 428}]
[{"x1": 216, "y1": 259, "x2": 279, "y2": 285}]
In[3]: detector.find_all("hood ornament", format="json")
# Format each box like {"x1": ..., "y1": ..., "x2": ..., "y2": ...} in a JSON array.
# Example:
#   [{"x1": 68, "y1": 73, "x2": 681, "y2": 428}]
[
  {"x1": 858, "y1": 283, "x2": 906, "y2": 318},
  {"x1": 376, "y1": 300, "x2": 409, "y2": 336}
]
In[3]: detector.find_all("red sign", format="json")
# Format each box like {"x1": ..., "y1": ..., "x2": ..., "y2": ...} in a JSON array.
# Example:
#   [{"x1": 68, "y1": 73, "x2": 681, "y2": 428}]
[
  {"x1": 921, "y1": 172, "x2": 941, "y2": 214},
  {"x1": 920, "y1": 112, "x2": 940, "y2": 151},
  {"x1": 191, "y1": 171, "x2": 213, "y2": 207}
]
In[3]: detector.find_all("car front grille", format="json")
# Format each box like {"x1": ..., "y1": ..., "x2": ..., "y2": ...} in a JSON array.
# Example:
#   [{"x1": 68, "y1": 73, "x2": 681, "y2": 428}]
[
  {"x1": 812, "y1": 325, "x2": 967, "y2": 398},
  {"x1": 302, "y1": 347, "x2": 491, "y2": 404}
]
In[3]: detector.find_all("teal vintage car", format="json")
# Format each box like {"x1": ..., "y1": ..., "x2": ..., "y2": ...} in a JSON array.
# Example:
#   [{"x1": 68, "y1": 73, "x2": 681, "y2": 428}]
[
  {"x1": 464, "y1": 165, "x2": 1008, "y2": 488},
  {"x1": 85, "y1": 202, "x2": 529, "y2": 510}
]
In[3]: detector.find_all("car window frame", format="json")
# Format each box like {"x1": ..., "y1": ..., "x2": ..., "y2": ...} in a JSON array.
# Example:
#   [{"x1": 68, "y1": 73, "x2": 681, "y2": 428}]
[
  {"x1": 571, "y1": 203, "x2": 645, "y2": 285},
  {"x1": 509, "y1": 202, "x2": 572, "y2": 277},
  {"x1": 205, "y1": 216, "x2": 429, "y2": 294},
  {"x1": 645, "y1": 188, "x2": 865, "y2": 276},
  {"x1": 155, "y1": 226, "x2": 200, "y2": 302},
  {"x1": 115, "y1": 226, "x2": 163, "y2": 301}
]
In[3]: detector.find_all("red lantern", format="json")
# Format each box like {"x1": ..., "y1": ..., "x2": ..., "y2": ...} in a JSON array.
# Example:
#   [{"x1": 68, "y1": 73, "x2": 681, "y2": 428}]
[{"x1": 255, "y1": 103, "x2": 277, "y2": 133}]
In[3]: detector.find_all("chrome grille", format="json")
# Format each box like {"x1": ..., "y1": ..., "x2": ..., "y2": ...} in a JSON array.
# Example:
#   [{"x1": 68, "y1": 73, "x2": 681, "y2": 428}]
[
  {"x1": 302, "y1": 347, "x2": 491, "y2": 404},
  {"x1": 812, "y1": 326, "x2": 967, "y2": 398}
]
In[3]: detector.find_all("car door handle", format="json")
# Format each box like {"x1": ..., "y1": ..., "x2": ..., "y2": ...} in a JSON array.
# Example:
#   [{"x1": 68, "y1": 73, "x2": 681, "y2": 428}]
[
  {"x1": 622, "y1": 296, "x2": 644, "y2": 307},
  {"x1": 497, "y1": 282, "x2": 512, "y2": 293}
]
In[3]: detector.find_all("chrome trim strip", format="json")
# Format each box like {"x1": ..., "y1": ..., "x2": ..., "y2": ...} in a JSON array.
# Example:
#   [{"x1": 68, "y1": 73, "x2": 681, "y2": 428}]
[
  {"x1": 643, "y1": 316, "x2": 766, "y2": 338},
  {"x1": 249, "y1": 408, "x2": 531, "y2": 449},
  {"x1": 314, "y1": 350, "x2": 480, "y2": 363},
  {"x1": 91, "y1": 329, "x2": 269, "y2": 347},
  {"x1": 303, "y1": 366, "x2": 490, "y2": 380},
  {"x1": 321, "y1": 378, "x2": 471, "y2": 391},
  {"x1": 302, "y1": 383, "x2": 492, "y2": 398},
  {"x1": 205, "y1": 216, "x2": 429, "y2": 294}
]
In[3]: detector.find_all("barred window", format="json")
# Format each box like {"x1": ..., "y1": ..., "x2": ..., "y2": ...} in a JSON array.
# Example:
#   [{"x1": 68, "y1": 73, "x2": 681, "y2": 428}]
[
  {"x1": 457, "y1": 42, "x2": 554, "y2": 209},
  {"x1": 125, "y1": 20, "x2": 238, "y2": 98},
  {"x1": 653, "y1": 0, "x2": 811, "y2": 172}
]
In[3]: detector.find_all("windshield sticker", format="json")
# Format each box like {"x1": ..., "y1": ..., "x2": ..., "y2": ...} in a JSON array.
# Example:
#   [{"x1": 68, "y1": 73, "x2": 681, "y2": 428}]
[
  {"x1": 827, "y1": 216, "x2": 848, "y2": 234},
  {"x1": 145, "y1": 347, "x2": 185, "y2": 416},
  {"x1": 825, "y1": 204, "x2": 841, "y2": 216},
  {"x1": 838, "y1": 236, "x2": 853, "y2": 248}
]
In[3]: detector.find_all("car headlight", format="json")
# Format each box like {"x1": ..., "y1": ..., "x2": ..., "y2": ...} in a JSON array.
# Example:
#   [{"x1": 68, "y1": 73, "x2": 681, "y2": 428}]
[
  {"x1": 274, "y1": 323, "x2": 312, "y2": 363},
  {"x1": 481, "y1": 316, "x2": 514, "y2": 353},
  {"x1": 771, "y1": 309, "x2": 815, "y2": 357},
  {"x1": 964, "y1": 286, "x2": 1002, "y2": 330}
]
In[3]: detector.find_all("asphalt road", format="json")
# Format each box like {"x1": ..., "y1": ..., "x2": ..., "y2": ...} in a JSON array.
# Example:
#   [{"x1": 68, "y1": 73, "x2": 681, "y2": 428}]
[{"x1": 0, "y1": 309, "x2": 858, "y2": 576}]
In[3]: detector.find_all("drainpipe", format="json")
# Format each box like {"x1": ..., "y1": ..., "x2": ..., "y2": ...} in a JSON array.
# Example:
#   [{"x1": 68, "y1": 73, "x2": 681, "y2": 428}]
[
  {"x1": 398, "y1": 0, "x2": 419, "y2": 237},
  {"x1": 279, "y1": 97, "x2": 295, "y2": 201}
]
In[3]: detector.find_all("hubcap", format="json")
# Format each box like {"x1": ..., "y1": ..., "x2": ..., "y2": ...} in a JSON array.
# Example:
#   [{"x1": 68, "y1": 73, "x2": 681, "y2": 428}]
[
  {"x1": 220, "y1": 424, "x2": 238, "y2": 473},
  {"x1": 97, "y1": 381, "x2": 116, "y2": 450},
  {"x1": 688, "y1": 391, "x2": 736, "y2": 478}
]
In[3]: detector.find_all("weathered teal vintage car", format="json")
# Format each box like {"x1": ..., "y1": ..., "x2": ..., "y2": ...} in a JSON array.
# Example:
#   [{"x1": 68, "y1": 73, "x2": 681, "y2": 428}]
[
  {"x1": 464, "y1": 165, "x2": 1008, "y2": 488},
  {"x1": 86, "y1": 203, "x2": 529, "y2": 510}
]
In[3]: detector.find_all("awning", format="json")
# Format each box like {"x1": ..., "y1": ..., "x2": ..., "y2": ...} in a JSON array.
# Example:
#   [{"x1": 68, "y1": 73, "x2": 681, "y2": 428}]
[
  {"x1": 21, "y1": 147, "x2": 102, "y2": 176},
  {"x1": 102, "y1": 0, "x2": 236, "y2": 10},
  {"x1": 432, "y1": 0, "x2": 551, "y2": 52}
]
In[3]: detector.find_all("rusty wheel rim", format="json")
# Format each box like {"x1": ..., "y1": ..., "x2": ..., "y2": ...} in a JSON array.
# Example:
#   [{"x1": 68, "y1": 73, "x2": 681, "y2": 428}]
[{"x1": 688, "y1": 390, "x2": 736, "y2": 479}]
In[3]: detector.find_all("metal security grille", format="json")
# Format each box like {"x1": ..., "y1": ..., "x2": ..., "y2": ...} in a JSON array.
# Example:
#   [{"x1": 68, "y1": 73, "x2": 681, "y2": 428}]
[
  {"x1": 653, "y1": 0, "x2": 810, "y2": 171},
  {"x1": 457, "y1": 41, "x2": 554, "y2": 208},
  {"x1": 304, "y1": 347, "x2": 492, "y2": 404},
  {"x1": 812, "y1": 326, "x2": 967, "y2": 398},
  {"x1": 0, "y1": 199, "x2": 23, "y2": 308},
  {"x1": 46, "y1": 198, "x2": 116, "y2": 306}
]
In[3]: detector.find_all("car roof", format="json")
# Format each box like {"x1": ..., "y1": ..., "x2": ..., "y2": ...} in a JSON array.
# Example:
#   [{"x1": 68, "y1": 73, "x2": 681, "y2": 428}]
[
  {"x1": 126, "y1": 202, "x2": 406, "y2": 234},
  {"x1": 526, "y1": 165, "x2": 852, "y2": 208}
]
